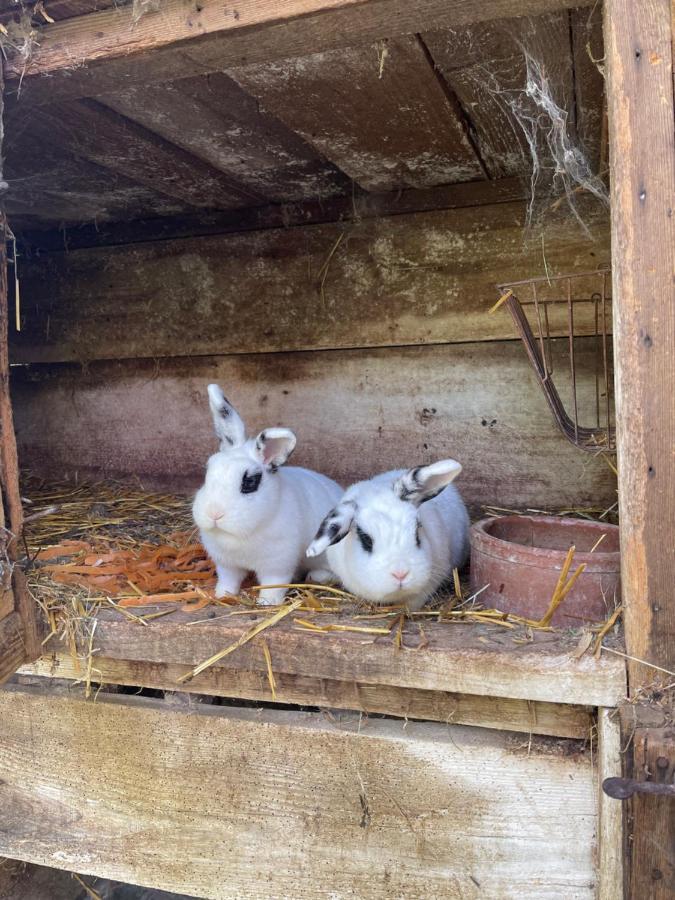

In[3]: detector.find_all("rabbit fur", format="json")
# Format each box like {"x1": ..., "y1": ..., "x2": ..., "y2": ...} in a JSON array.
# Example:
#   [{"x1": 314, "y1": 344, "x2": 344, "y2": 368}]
[
  {"x1": 193, "y1": 385, "x2": 342, "y2": 606},
  {"x1": 306, "y1": 460, "x2": 470, "y2": 610}
]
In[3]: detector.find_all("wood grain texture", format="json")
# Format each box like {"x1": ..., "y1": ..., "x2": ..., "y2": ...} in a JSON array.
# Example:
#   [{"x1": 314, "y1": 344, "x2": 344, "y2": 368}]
[
  {"x1": 7, "y1": 98, "x2": 262, "y2": 210},
  {"x1": 11, "y1": 342, "x2": 618, "y2": 516},
  {"x1": 229, "y1": 35, "x2": 483, "y2": 192},
  {"x1": 604, "y1": 0, "x2": 675, "y2": 687},
  {"x1": 21, "y1": 653, "x2": 594, "y2": 739},
  {"x1": 100, "y1": 73, "x2": 350, "y2": 204},
  {"x1": 0, "y1": 685, "x2": 598, "y2": 898},
  {"x1": 0, "y1": 613, "x2": 26, "y2": 686},
  {"x1": 627, "y1": 726, "x2": 675, "y2": 899},
  {"x1": 26, "y1": 608, "x2": 627, "y2": 707},
  {"x1": 16, "y1": 177, "x2": 527, "y2": 251},
  {"x1": 4, "y1": 0, "x2": 595, "y2": 100},
  {"x1": 597, "y1": 708, "x2": 624, "y2": 900},
  {"x1": 10, "y1": 201, "x2": 610, "y2": 363},
  {"x1": 421, "y1": 12, "x2": 573, "y2": 180}
]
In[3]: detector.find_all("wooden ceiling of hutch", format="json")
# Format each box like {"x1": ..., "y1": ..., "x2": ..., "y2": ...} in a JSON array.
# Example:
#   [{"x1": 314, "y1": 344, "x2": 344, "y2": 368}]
[{"x1": 0, "y1": 0, "x2": 604, "y2": 234}]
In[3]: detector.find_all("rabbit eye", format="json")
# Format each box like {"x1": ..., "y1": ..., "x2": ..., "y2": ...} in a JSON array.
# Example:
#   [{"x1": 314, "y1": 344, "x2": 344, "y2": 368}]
[
  {"x1": 356, "y1": 526, "x2": 373, "y2": 553},
  {"x1": 241, "y1": 470, "x2": 263, "y2": 494},
  {"x1": 415, "y1": 522, "x2": 422, "y2": 548}
]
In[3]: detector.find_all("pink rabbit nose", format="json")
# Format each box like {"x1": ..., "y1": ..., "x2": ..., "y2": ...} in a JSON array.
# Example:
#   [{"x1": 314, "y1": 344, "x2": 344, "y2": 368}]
[
  {"x1": 207, "y1": 507, "x2": 225, "y2": 522},
  {"x1": 392, "y1": 570, "x2": 409, "y2": 583}
]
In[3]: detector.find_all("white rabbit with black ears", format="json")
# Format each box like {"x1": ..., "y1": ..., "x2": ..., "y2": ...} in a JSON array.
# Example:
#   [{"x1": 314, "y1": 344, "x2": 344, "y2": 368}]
[
  {"x1": 193, "y1": 385, "x2": 342, "y2": 606},
  {"x1": 306, "y1": 460, "x2": 470, "y2": 610}
]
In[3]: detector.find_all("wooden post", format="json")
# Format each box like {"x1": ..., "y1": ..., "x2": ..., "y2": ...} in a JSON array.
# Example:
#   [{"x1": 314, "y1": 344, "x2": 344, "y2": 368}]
[
  {"x1": 604, "y1": 2, "x2": 675, "y2": 897},
  {"x1": 0, "y1": 63, "x2": 40, "y2": 674},
  {"x1": 604, "y1": 0, "x2": 675, "y2": 687}
]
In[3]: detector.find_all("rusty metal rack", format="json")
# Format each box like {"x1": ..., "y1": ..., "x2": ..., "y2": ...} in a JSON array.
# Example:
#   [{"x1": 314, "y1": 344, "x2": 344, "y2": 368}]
[{"x1": 496, "y1": 269, "x2": 615, "y2": 452}]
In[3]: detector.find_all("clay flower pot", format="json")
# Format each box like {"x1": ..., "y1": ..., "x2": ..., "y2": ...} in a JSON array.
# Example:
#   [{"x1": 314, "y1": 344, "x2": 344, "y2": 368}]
[{"x1": 469, "y1": 515, "x2": 621, "y2": 626}]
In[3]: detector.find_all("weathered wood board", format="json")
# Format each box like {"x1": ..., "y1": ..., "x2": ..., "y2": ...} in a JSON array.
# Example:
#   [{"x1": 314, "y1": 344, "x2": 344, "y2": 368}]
[
  {"x1": 228, "y1": 35, "x2": 483, "y2": 191},
  {"x1": 24, "y1": 608, "x2": 626, "y2": 707},
  {"x1": 0, "y1": 686, "x2": 598, "y2": 898},
  {"x1": 12, "y1": 341, "x2": 617, "y2": 514},
  {"x1": 5, "y1": 0, "x2": 595, "y2": 105},
  {"x1": 421, "y1": 12, "x2": 573, "y2": 180},
  {"x1": 21, "y1": 653, "x2": 595, "y2": 738},
  {"x1": 605, "y1": 0, "x2": 675, "y2": 688},
  {"x1": 11, "y1": 201, "x2": 610, "y2": 364},
  {"x1": 100, "y1": 73, "x2": 349, "y2": 203}
]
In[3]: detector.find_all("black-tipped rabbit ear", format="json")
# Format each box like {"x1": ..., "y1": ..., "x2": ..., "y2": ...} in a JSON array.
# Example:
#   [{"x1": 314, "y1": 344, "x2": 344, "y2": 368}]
[
  {"x1": 306, "y1": 501, "x2": 356, "y2": 558},
  {"x1": 395, "y1": 459, "x2": 462, "y2": 506},
  {"x1": 254, "y1": 428, "x2": 297, "y2": 469},
  {"x1": 207, "y1": 384, "x2": 246, "y2": 449}
]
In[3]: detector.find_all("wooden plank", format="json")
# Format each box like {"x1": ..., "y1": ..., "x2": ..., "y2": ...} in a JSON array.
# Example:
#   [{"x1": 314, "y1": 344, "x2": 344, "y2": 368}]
[
  {"x1": 26, "y1": 608, "x2": 627, "y2": 707},
  {"x1": 571, "y1": 4, "x2": 607, "y2": 175},
  {"x1": 604, "y1": 0, "x2": 675, "y2": 688},
  {"x1": 9, "y1": 98, "x2": 264, "y2": 210},
  {"x1": 228, "y1": 35, "x2": 483, "y2": 192},
  {"x1": 21, "y1": 653, "x2": 594, "y2": 739},
  {"x1": 10, "y1": 200, "x2": 610, "y2": 363},
  {"x1": 421, "y1": 12, "x2": 573, "y2": 180},
  {"x1": 0, "y1": 613, "x2": 27, "y2": 685},
  {"x1": 11, "y1": 341, "x2": 618, "y2": 517},
  {"x1": 627, "y1": 726, "x2": 675, "y2": 898},
  {"x1": 6, "y1": 0, "x2": 596, "y2": 106},
  {"x1": 16, "y1": 177, "x2": 527, "y2": 251},
  {"x1": 100, "y1": 73, "x2": 350, "y2": 204},
  {"x1": 597, "y1": 708, "x2": 624, "y2": 900},
  {"x1": 4, "y1": 0, "x2": 596, "y2": 84},
  {"x1": 4, "y1": 157, "x2": 189, "y2": 229},
  {"x1": 0, "y1": 685, "x2": 598, "y2": 897}
]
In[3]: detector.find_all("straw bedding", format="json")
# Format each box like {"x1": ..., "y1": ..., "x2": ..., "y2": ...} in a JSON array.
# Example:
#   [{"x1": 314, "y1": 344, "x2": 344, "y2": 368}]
[{"x1": 21, "y1": 477, "x2": 623, "y2": 684}]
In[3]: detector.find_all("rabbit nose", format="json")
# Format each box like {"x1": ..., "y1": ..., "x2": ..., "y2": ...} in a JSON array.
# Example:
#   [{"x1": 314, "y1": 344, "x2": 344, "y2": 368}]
[
  {"x1": 392, "y1": 569, "x2": 409, "y2": 583},
  {"x1": 207, "y1": 507, "x2": 225, "y2": 522}
]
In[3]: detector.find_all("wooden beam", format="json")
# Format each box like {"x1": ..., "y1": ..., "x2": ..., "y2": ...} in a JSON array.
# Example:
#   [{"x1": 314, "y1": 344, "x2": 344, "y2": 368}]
[
  {"x1": 10, "y1": 200, "x2": 610, "y2": 364},
  {"x1": 6, "y1": 0, "x2": 595, "y2": 104},
  {"x1": 16, "y1": 176, "x2": 526, "y2": 251},
  {"x1": 9, "y1": 98, "x2": 264, "y2": 209},
  {"x1": 0, "y1": 685, "x2": 598, "y2": 897},
  {"x1": 21, "y1": 653, "x2": 594, "y2": 739},
  {"x1": 31, "y1": 609, "x2": 627, "y2": 707},
  {"x1": 604, "y1": 0, "x2": 675, "y2": 689}
]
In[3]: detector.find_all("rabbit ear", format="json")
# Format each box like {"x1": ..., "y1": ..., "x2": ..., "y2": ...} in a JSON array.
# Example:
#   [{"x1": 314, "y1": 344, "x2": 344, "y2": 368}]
[
  {"x1": 207, "y1": 384, "x2": 246, "y2": 448},
  {"x1": 254, "y1": 428, "x2": 297, "y2": 469},
  {"x1": 306, "y1": 501, "x2": 356, "y2": 558},
  {"x1": 394, "y1": 459, "x2": 462, "y2": 506}
]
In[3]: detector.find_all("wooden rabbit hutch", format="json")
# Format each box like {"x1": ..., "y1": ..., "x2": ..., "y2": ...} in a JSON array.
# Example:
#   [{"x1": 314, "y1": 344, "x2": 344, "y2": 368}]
[{"x1": 0, "y1": 1, "x2": 673, "y2": 898}]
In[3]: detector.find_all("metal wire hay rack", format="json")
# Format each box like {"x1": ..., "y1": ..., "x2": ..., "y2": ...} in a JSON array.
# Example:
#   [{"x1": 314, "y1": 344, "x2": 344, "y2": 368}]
[{"x1": 496, "y1": 269, "x2": 615, "y2": 452}]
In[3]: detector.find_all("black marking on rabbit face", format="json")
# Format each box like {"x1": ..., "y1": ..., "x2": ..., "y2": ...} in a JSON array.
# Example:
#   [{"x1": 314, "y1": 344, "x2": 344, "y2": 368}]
[
  {"x1": 241, "y1": 470, "x2": 263, "y2": 494},
  {"x1": 356, "y1": 525, "x2": 374, "y2": 553},
  {"x1": 255, "y1": 431, "x2": 266, "y2": 453},
  {"x1": 415, "y1": 521, "x2": 422, "y2": 548}
]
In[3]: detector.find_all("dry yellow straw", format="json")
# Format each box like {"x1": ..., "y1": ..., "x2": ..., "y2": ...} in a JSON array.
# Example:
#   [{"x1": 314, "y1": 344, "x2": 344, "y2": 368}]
[
  {"x1": 177, "y1": 597, "x2": 303, "y2": 683},
  {"x1": 489, "y1": 289, "x2": 514, "y2": 314},
  {"x1": 593, "y1": 604, "x2": 623, "y2": 658},
  {"x1": 261, "y1": 639, "x2": 276, "y2": 700},
  {"x1": 589, "y1": 533, "x2": 606, "y2": 553},
  {"x1": 452, "y1": 567, "x2": 462, "y2": 600}
]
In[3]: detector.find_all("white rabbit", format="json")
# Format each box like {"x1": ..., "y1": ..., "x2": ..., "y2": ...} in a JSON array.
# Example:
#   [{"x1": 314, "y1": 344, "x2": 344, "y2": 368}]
[
  {"x1": 306, "y1": 460, "x2": 470, "y2": 610},
  {"x1": 193, "y1": 385, "x2": 342, "y2": 606}
]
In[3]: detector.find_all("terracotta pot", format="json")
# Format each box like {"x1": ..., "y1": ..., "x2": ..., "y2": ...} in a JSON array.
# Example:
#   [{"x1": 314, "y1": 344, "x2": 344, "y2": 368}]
[{"x1": 469, "y1": 515, "x2": 621, "y2": 626}]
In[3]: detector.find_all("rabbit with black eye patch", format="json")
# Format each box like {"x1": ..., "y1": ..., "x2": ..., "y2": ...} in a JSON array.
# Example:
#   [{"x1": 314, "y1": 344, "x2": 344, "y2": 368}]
[
  {"x1": 192, "y1": 385, "x2": 342, "y2": 606},
  {"x1": 306, "y1": 460, "x2": 470, "y2": 610}
]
